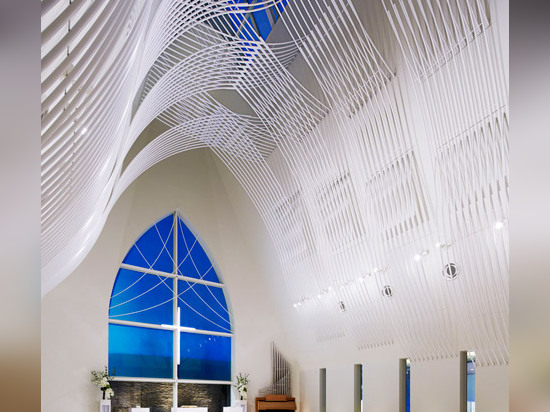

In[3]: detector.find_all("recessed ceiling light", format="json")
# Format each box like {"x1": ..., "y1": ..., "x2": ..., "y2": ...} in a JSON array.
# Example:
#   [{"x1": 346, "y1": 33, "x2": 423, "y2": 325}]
[
  {"x1": 442, "y1": 263, "x2": 459, "y2": 280},
  {"x1": 495, "y1": 220, "x2": 504, "y2": 229},
  {"x1": 80, "y1": 127, "x2": 88, "y2": 135},
  {"x1": 414, "y1": 254, "x2": 421, "y2": 261}
]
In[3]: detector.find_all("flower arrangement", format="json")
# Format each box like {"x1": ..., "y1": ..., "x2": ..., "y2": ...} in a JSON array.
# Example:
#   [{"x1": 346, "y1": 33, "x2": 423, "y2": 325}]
[
  {"x1": 91, "y1": 366, "x2": 115, "y2": 400},
  {"x1": 234, "y1": 372, "x2": 250, "y2": 400}
]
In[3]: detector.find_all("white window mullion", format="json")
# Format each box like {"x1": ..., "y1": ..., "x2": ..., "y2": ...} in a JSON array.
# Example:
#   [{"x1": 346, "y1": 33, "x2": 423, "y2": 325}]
[
  {"x1": 172, "y1": 212, "x2": 179, "y2": 409},
  {"x1": 119, "y1": 262, "x2": 224, "y2": 289},
  {"x1": 108, "y1": 319, "x2": 233, "y2": 337}
]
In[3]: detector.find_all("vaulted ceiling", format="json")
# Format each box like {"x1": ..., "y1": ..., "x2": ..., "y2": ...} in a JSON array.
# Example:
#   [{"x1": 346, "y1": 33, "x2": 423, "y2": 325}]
[{"x1": 41, "y1": 0, "x2": 508, "y2": 365}]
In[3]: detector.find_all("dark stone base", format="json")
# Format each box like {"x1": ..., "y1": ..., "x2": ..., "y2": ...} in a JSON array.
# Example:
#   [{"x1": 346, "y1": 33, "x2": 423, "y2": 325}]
[{"x1": 110, "y1": 381, "x2": 230, "y2": 412}]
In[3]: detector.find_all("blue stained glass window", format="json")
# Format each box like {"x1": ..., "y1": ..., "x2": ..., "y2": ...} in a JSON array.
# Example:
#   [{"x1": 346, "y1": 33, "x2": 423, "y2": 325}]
[
  {"x1": 109, "y1": 212, "x2": 232, "y2": 385},
  {"x1": 253, "y1": 10, "x2": 271, "y2": 40},
  {"x1": 177, "y1": 218, "x2": 220, "y2": 283},
  {"x1": 109, "y1": 269, "x2": 173, "y2": 325},
  {"x1": 177, "y1": 281, "x2": 231, "y2": 333},
  {"x1": 123, "y1": 214, "x2": 174, "y2": 273},
  {"x1": 109, "y1": 324, "x2": 173, "y2": 378},
  {"x1": 178, "y1": 333, "x2": 231, "y2": 381}
]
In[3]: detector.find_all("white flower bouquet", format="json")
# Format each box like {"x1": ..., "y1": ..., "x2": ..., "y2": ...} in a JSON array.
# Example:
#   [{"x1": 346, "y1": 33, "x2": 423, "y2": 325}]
[
  {"x1": 91, "y1": 366, "x2": 115, "y2": 400},
  {"x1": 234, "y1": 372, "x2": 250, "y2": 400}
]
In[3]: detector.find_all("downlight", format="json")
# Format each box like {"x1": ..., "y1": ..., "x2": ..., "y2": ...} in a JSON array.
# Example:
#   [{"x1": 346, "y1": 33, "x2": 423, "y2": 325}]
[
  {"x1": 442, "y1": 263, "x2": 459, "y2": 280},
  {"x1": 338, "y1": 301, "x2": 346, "y2": 312},
  {"x1": 382, "y1": 285, "x2": 393, "y2": 298}
]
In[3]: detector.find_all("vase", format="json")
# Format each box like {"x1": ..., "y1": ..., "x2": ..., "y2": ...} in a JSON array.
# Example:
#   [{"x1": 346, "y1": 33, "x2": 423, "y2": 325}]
[{"x1": 100, "y1": 399, "x2": 111, "y2": 412}]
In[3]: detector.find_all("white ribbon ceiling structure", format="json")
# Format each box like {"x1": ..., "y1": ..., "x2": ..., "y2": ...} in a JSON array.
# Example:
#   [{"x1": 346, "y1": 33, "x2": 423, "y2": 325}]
[{"x1": 41, "y1": 0, "x2": 508, "y2": 366}]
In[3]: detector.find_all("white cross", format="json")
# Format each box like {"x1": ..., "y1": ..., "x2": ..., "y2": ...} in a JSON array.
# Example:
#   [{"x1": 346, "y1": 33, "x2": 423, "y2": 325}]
[{"x1": 161, "y1": 307, "x2": 196, "y2": 366}]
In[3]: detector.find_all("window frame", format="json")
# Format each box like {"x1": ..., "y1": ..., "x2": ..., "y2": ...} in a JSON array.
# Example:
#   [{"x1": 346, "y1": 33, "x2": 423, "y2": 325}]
[{"x1": 108, "y1": 211, "x2": 234, "y2": 406}]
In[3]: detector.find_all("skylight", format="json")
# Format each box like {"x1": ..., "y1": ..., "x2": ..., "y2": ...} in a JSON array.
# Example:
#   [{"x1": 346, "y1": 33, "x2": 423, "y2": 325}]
[{"x1": 208, "y1": 0, "x2": 289, "y2": 42}]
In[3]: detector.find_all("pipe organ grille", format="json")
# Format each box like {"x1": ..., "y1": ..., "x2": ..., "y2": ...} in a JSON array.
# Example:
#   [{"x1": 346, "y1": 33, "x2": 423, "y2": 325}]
[{"x1": 259, "y1": 342, "x2": 292, "y2": 396}]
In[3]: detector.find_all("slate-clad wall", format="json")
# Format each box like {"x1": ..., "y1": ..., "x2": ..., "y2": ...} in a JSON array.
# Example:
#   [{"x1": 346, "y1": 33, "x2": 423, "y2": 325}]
[{"x1": 110, "y1": 381, "x2": 229, "y2": 412}]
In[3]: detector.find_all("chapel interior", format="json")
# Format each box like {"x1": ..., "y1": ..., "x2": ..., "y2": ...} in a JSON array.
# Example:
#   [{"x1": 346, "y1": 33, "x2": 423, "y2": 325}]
[{"x1": 41, "y1": 0, "x2": 509, "y2": 411}]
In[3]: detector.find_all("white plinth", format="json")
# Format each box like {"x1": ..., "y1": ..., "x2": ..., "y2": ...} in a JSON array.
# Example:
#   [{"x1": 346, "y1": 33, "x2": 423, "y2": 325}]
[
  {"x1": 172, "y1": 408, "x2": 208, "y2": 412},
  {"x1": 129, "y1": 408, "x2": 150, "y2": 412},
  {"x1": 100, "y1": 400, "x2": 111, "y2": 412},
  {"x1": 223, "y1": 407, "x2": 242, "y2": 412},
  {"x1": 232, "y1": 400, "x2": 247, "y2": 412}
]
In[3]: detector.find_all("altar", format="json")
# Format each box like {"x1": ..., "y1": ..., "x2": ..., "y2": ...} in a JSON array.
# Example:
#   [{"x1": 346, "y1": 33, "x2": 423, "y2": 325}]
[{"x1": 128, "y1": 407, "x2": 208, "y2": 412}]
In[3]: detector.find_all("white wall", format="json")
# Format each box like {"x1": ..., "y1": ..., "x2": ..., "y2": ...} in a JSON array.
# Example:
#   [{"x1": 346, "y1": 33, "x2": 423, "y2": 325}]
[
  {"x1": 476, "y1": 364, "x2": 509, "y2": 411},
  {"x1": 364, "y1": 357, "x2": 400, "y2": 412},
  {"x1": 326, "y1": 365, "x2": 354, "y2": 412},
  {"x1": 300, "y1": 369, "x2": 319, "y2": 412},
  {"x1": 410, "y1": 357, "x2": 460, "y2": 412},
  {"x1": 299, "y1": 355, "x2": 509, "y2": 412},
  {"x1": 41, "y1": 149, "x2": 290, "y2": 412}
]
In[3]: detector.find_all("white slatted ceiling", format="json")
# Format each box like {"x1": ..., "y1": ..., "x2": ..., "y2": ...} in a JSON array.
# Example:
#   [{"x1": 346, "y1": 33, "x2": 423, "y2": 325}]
[{"x1": 41, "y1": 0, "x2": 508, "y2": 366}]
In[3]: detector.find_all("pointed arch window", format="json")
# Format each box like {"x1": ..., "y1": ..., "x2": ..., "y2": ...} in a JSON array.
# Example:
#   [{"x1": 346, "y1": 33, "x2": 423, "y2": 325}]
[{"x1": 108, "y1": 212, "x2": 232, "y2": 385}]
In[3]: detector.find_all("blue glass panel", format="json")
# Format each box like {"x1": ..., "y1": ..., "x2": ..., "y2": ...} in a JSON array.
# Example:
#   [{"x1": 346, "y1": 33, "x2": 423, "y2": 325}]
[
  {"x1": 177, "y1": 218, "x2": 220, "y2": 283},
  {"x1": 406, "y1": 363, "x2": 410, "y2": 412},
  {"x1": 360, "y1": 364, "x2": 363, "y2": 401},
  {"x1": 270, "y1": 6, "x2": 279, "y2": 23},
  {"x1": 123, "y1": 214, "x2": 174, "y2": 273},
  {"x1": 178, "y1": 333, "x2": 231, "y2": 381},
  {"x1": 109, "y1": 269, "x2": 173, "y2": 325},
  {"x1": 466, "y1": 360, "x2": 475, "y2": 402},
  {"x1": 252, "y1": 10, "x2": 271, "y2": 40},
  {"x1": 276, "y1": 0, "x2": 289, "y2": 15},
  {"x1": 109, "y1": 324, "x2": 173, "y2": 378},
  {"x1": 177, "y1": 281, "x2": 231, "y2": 333},
  {"x1": 240, "y1": 18, "x2": 259, "y2": 41},
  {"x1": 121, "y1": 244, "x2": 149, "y2": 268},
  {"x1": 229, "y1": 11, "x2": 245, "y2": 32}
]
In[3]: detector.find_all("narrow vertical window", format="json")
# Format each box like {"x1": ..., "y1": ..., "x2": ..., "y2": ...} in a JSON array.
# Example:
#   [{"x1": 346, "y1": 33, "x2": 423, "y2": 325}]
[
  {"x1": 466, "y1": 352, "x2": 476, "y2": 412},
  {"x1": 354, "y1": 364, "x2": 363, "y2": 412},
  {"x1": 461, "y1": 351, "x2": 476, "y2": 412},
  {"x1": 466, "y1": 352, "x2": 476, "y2": 411},
  {"x1": 399, "y1": 358, "x2": 410, "y2": 412},
  {"x1": 319, "y1": 368, "x2": 326, "y2": 412},
  {"x1": 406, "y1": 359, "x2": 410, "y2": 412}
]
